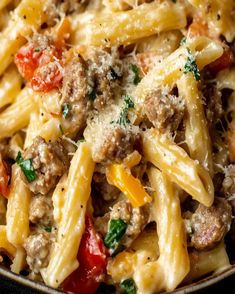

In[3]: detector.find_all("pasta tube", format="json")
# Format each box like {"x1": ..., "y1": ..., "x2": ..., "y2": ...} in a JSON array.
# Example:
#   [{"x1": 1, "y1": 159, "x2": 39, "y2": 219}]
[
  {"x1": 52, "y1": 174, "x2": 68, "y2": 226},
  {"x1": 41, "y1": 142, "x2": 95, "y2": 288},
  {"x1": 0, "y1": 65, "x2": 22, "y2": 109},
  {"x1": 11, "y1": 248, "x2": 26, "y2": 274},
  {"x1": 0, "y1": 225, "x2": 16, "y2": 258},
  {"x1": 72, "y1": 1, "x2": 187, "y2": 46},
  {"x1": 217, "y1": 68, "x2": 235, "y2": 91},
  {"x1": 186, "y1": 242, "x2": 230, "y2": 283},
  {"x1": 177, "y1": 74, "x2": 213, "y2": 175},
  {"x1": 0, "y1": 87, "x2": 36, "y2": 140},
  {"x1": 134, "y1": 168, "x2": 189, "y2": 293},
  {"x1": 142, "y1": 129, "x2": 214, "y2": 206},
  {"x1": 6, "y1": 165, "x2": 31, "y2": 246}
]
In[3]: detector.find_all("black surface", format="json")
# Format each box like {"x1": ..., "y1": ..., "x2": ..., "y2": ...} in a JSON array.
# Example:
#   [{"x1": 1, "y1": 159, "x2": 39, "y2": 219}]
[{"x1": 0, "y1": 275, "x2": 234, "y2": 294}]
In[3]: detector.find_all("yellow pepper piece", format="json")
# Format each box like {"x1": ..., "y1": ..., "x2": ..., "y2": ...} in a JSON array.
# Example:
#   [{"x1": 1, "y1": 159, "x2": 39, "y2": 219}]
[{"x1": 106, "y1": 164, "x2": 152, "y2": 208}]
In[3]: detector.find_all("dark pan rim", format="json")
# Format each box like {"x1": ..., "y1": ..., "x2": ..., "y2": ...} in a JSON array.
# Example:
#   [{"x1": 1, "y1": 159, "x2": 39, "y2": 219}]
[{"x1": 0, "y1": 264, "x2": 235, "y2": 293}]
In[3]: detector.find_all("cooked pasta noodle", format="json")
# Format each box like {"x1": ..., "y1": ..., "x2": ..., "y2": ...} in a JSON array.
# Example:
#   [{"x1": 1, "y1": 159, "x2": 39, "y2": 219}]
[{"x1": 0, "y1": 1, "x2": 234, "y2": 293}]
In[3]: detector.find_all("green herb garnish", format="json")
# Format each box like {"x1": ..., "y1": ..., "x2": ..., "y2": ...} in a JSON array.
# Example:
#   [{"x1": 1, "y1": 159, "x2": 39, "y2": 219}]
[
  {"x1": 184, "y1": 48, "x2": 201, "y2": 81},
  {"x1": 120, "y1": 279, "x2": 136, "y2": 294},
  {"x1": 16, "y1": 152, "x2": 36, "y2": 183},
  {"x1": 180, "y1": 37, "x2": 187, "y2": 46},
  {"x1": 88, "y1": 88, "x2": 96, "y2": 101},
  {"x1": 78, "y1": 137, "x2": 85, "y2": 143},
  {"x1": 104, "y1": 219, "x2": 127, "y2": 254},
  {"x1": 110, "y1": 67, "x2": 120, "y2": 80},
  {"x1": 44, "y1": 226, "x2": 52, "y2": 233},
  {"x1": 62, "y1": 103, "x2": 70, "y2": 119},
  {"x1": 115, "y1": 96, "x2": 135, "y2": 127},
  {"x1": 59, "y1": 124, "x2": 64, "y2": 134},
  {"x1": 131, "y1": 64, "x2": 141, "y2": 85},
  {"x1": 34, "y1": 48, "x2": 40, "y2": 52}
]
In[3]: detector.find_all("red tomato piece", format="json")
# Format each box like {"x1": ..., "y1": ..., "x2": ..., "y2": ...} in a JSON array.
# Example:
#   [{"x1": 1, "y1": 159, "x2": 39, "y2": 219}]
[
  {"x1": 207, "y1": 48, "x2": 234, "y2": 74},
  {"x1": 0, "y1": 154, "x2": 10, "y2": 198},
  {"x1": 31, "y1": 61, "x2": 63, "y2": 92},
  {"x1": 14, "y1": 43, "x2": 42, "y2": 80},
  {"x1": 15, "y1": 42, "x2": 64, "y2": 92},
  {"x1": 62, "y1": 215, "x2": 108, "y2": 294}
]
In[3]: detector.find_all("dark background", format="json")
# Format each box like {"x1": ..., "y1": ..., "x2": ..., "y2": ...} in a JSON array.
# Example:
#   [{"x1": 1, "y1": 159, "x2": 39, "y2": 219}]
[{"x1": 0, "y1": 275, "x2": 234, "y2": 294}]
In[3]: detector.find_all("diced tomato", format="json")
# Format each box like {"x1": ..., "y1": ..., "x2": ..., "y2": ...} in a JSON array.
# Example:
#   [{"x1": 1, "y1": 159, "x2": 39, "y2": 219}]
[
  {"x1": 15, "y1": 41, "x2": 64, "y2": 92},
  {"x1": 14, "y1": 43, "x2": 42, "y2": 80},
  {"x1": 31, "y1": 61, "x2": 63, "y2": 92},
  {"x1": 0, "y1": 154, "x2": 10, "y2": 198},
  {"x1": 62, "y1": 215, "x2": 108, "y2": 294},
  {"x1": 207, "y1": 48, "x2": 234, "y2": 75}
]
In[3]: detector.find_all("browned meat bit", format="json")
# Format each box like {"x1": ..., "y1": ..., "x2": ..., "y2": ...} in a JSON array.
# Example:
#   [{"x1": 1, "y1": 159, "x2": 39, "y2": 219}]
[
  {"x1": 87, "y1": 48, "x2": 122, "y2": 111},
  {"x1": 92, "y1": 126, "x2": 140, "y2": 164},
  {"x1": 23, "y1": 136, "x2": 69, "y2": 195},
  {"x1": 202, "y1": 82, "x2": 222, "y2": 130},
  {"x1": 31, "y1": 34, "x2": 52, "y2": 51},
  {"x1": 24, "y1": 232, "x2": 51, "y2": 273},
  {"x1": 95, "y1": 200, "x2": 150, "y2": 247},
  {"x1": 29, "y1": 195, "x2": 53, "y2": 226},
  {"x1": 93, "y1": 173, "x2": 120, "y2": 201},
  {"x1": 61, "y1": 54, "x2": 91, "y2": 135},
  {"x1": 222, "y1": 165, "x2": 235, "y2": 196},
  {"x1": 144, "y1": 87, "x2": 185, "y2": 133},
  {"x1": 189, "y1": 198, "x2": 232, "y2": 250}
]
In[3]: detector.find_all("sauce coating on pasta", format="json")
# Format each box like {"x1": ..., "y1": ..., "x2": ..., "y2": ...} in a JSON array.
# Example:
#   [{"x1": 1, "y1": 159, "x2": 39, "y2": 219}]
[{"x1": 0, "y1": 0, "x2": 234, "y2": 293}]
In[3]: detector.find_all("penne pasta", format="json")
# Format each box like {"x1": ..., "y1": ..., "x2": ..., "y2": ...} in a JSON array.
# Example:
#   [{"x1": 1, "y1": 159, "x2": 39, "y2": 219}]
[
  {"x1": 134, "y1": 168, "x2": 189, "y2": 293},
  {"x1": 0, "y1": 1, "x2": 234, "y2": 293},
  {"x1": 142, "y1": 129, "x2": 214, "y2": 207},
  {"x1": 0, "y1": 65, "x2": 22, "y2": 110},
  {"x1": 177, "y1": 74, "x2": 213, "y2": 175},
  {"x1": 186, "y1": 242, "x2": 230, "y2": 283},
  {"x1": 72, "y1": 1, "x2": 187, "y2": 47},
  {"x1": 0, "y1": 87, "x2": 36, "y2": 140},
  {"x1": 41, "y1": 142, "x2": 95, "y2": 288},
  {"x1": 6, "y1": 165, "x2": 31, "y2": 247},
  {"x1": 11, "y1": 248, "x2": 27, "y2": 274},
  {"x1": 0, "y1": 225, "x2": 16, "y2": 258}
]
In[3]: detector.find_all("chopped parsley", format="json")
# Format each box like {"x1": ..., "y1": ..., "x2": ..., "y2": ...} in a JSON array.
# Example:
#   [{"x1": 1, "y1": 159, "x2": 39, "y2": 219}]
[
  {"x1": 34, "y1": 48, "x2": 40, "y2": 52},
  {"x1": 180, "y1": 37, "x2": 187, "y2": 46},
  {"x1": 104, "y1": 219, "x2": 127, "y2": 254},
  {"x1": 184, "y1": 48, "x2": 201, "y2": 81},
  {"x1": 44, "y1": 226, "x2": 52, "y2": 233},
  {"x1": 62, "y1": 103, "x2": 70, "y2": 119},
  {"x1": 110, "y1": 67, "x2": 120, "y2": 80},
  {"x1": 59, "y1": 124, "x2": 64, "y2": 134},
  {"x1": 115, "y1": 96, "x2": 135, "y2": 127},
  {"x1": 120, "y1": 279, "x2": 136, "y2": 294},
  {"x1": 16, "y1": 152, "x2": 36, "y2": 183},
  {"x1": 78, "y1": 137, "x2": 85, "y2": 143},
  {"x1": 124, "y1": 95, "x2": 134, "y2": 109},
  {"x1": 88, "y1": 88, "x2": 96, "y2": 101},
  {"x1": 131, "y1": 64, "x2": 141, "y2": 85}
]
